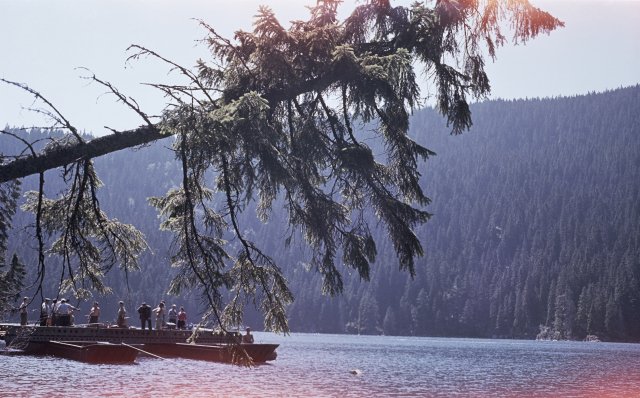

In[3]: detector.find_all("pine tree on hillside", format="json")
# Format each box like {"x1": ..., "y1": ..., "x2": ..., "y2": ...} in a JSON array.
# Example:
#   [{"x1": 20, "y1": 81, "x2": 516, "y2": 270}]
[{"x1": 0, "y1": 180, "x2": 22, "y2": 314}]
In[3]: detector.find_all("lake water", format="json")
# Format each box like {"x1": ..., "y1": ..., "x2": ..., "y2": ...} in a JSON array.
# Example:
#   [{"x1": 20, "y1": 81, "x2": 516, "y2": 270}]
[{"x1": 2, "y1": 333, "x2": 640, "y2": 397}]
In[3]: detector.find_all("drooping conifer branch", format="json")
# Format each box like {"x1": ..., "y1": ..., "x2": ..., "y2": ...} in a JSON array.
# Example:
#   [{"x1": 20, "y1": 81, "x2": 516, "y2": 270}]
[{"x1": 0, "y1": 0, "x2": 563, "y2": 332}]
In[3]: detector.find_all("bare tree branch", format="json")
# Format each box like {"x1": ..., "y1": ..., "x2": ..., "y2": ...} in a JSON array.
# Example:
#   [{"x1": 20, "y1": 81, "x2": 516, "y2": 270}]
[
  {"x1": 1, "y1": 79, "x2": 84, "y2": 143},
  {"x1": 78, "y1": 68, "x2": 156, "y2": 128}
]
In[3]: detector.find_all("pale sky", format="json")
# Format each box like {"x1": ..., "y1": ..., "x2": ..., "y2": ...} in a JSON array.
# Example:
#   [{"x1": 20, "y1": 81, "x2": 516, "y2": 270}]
[{"x1": 1, "y1": 0, "x2": 639, "y2": 136}]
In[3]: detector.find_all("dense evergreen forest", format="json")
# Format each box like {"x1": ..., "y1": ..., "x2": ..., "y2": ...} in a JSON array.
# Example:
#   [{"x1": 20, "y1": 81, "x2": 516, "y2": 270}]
[{"x1": 3, "y1": 85, "x2": 639, "y2": 341}]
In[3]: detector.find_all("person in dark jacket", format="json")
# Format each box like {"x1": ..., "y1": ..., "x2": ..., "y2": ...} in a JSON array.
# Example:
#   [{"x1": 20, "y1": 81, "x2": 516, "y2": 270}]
[
  {"x1": 137, "y1": 302, "x2": 152, "y2": 330},
  {"x1": 242, "y1": 327, "x2": 254, "y2": 344}
]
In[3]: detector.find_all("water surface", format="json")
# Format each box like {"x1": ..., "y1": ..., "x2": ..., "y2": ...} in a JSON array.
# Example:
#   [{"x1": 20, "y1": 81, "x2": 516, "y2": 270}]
[{"x1": 2, "y1": 333, "x2": 639, "y2": 397}]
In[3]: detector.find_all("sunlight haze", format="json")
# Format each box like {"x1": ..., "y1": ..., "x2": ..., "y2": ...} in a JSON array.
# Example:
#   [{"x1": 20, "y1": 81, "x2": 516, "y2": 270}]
[{"x1": 1, "y1": 0, "x2": 638, "y2": 135}]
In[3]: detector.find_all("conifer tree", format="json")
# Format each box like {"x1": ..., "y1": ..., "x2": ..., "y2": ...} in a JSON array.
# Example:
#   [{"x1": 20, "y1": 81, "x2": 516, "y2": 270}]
[
  {"x1": 0, "y1": 180, "x2": 22, "y2": 313},
  {"x1": 0, "y1": 0, "x2": 562, "y2": 332}
]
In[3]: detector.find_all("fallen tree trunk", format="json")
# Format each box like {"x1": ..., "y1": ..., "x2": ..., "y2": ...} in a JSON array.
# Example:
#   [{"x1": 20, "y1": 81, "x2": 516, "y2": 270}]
[{"x1": 0, "y1": 126, "x2": 167, "y2": 183}]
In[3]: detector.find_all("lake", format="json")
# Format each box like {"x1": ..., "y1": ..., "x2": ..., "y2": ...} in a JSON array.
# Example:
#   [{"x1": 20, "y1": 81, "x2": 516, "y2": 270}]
[{"x1": 2, "y1": 333, "x2": 640, "y2": 397}]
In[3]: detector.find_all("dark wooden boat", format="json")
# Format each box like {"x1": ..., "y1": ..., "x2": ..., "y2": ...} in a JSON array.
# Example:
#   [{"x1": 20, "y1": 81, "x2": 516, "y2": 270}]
[
  {"x1": 31, "y1": 341, "x2": 139, "y2": 364},
  {"x1": 0, "y1": 323, "x2": 239, "y2": 346},
  {"x1": 0, "y1": 323, "x2": 279, "y2": 364},
  {"x1": 139, "y1": 342, "x2": 278, "y2": 363}
]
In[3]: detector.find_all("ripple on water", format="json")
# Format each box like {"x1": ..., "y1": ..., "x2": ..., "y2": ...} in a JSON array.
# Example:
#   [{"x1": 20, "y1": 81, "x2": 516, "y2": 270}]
[{"x1": 2, "y1": 335, "x2": 640, "y2": 397}]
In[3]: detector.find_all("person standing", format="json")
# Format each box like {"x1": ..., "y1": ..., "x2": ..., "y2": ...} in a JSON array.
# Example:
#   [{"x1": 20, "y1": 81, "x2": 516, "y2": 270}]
[
  {"x1": 116, "y1": 301, "x2": 127, "y2": 328},
  {"x1": 153, "y1": 302, "x2": 165, "y2": 330},
  {"x1": 88, "y1": 302, "x2": 100, "y2": 324},
  {"x1": 242, "y1": 327, "x2": 254, "y2": 344},
  {"x1": 56, "y1": 299, "x2": 78, "y2": 327},
  {"x1": 40, "y1": 298, "x2": 51, "y2": 326},
  {"x1": 19, "y1": 297, "x2": 29, "y2": 326},
  {"x1": 57, "y1": 299, "x2": 67, "y2": 326},
  {"x1": 51, "y1": 298, "x2": 59, "y2": 326},
  {"x1": 137, "y1": 302, "x2": 152, "y2": 330},
  {"x1": 168, "y1": 304, "x2": 178, "y2": 328},
  {"x1": 46, "y1": 298, "x2": 55, "y2": 326},
  {"x1": 177, "y1": 307, "x2": 187, "y2": 330}
]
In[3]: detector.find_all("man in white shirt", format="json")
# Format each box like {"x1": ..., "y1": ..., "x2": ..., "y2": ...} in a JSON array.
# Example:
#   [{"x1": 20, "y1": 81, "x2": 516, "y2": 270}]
[
  {"x1": 56, "y1": 299, "x2": 78, "y2": 326},
  {"x1": 88, "y1": 302, "x2": 100, "y2": 324},
  {"x1": 19, "y1": 297, "x2": 29, "y2": 326},
  {"x1": 40, "y1": 298, "x2": 51, "y2": 326}
]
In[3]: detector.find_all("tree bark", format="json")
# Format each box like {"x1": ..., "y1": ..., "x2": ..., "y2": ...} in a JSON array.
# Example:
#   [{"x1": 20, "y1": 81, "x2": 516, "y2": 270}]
[
  {"x1": 0, "y1": 126, "x2": 168, "y2": 183},
  {"x1": 0, "y1": 66, "x2": 354, "y2": 184}
]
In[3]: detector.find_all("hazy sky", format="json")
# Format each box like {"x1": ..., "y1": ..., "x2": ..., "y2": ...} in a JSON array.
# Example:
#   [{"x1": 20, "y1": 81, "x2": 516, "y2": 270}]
[{"x1": 1, "y1": 0, "x2": 639, "y2": 136}]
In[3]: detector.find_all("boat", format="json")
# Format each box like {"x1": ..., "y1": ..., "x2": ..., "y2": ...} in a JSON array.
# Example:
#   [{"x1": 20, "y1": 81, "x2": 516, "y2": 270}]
[
  {"x1": 29, "y1": 341, "x2": 139, "y2": 364},
  {"x1": 0, "y1": 323, "x2": 278, "y2": 364},
  {"x1": 139, "y1": 342, "x2": 278, "y2": 363},
  {"x1": 0, "y1": 323, "x2": 238, "y2": 346}
]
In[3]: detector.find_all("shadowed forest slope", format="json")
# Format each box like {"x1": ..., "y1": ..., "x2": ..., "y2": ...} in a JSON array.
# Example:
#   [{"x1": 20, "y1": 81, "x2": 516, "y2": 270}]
[{"x1": 3, "y1": 86, "x2": 639, "y2": 341}]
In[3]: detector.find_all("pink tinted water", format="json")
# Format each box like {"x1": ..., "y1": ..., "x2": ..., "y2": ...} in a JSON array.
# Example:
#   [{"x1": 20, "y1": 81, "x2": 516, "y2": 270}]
[{"x1": 2, "y1": 333, "x2": 640, "y2": 397}]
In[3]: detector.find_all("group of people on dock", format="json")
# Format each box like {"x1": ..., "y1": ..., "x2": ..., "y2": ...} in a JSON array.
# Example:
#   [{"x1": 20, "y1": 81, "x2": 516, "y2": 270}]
[
  {"x1": 117, "y1": 300, "x2": 188, "y2": 330},
  {"x1": 37, "y1": 297, "x2": 80, "y2": 326},
  {"x1": 17, "y1": 297, "x2": 188, "y2": 330}
]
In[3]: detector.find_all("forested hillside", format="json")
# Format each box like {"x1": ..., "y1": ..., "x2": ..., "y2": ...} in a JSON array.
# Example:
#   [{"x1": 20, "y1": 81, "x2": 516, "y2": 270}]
[
  {"x1": 282, "y1": 86, "x2": 640, "y2": 342},
  {"x1": 3, "y1": 85, "x2": 639, "y2": 341}
]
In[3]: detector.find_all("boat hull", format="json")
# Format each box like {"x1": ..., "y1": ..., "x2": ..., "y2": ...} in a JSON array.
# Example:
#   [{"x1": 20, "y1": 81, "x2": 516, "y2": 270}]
[
  {"x1": 0, "y1": 324, "x2": 278, "y2": 364},
  {"x1": 140, "y1": 342, "x2": 278, "y2": 363},
  {"x1": 0, "y1": 324, "x2": 239, "y2": 346},
  {"x1": 27, "y1": 341, "x2": 138, "y2": 364}
]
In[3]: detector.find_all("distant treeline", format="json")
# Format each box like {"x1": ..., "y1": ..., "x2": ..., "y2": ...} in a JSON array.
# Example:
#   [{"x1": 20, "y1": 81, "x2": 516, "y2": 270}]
[{"x1": 3, "y1": 85, "x2": 640, "y2": 342}]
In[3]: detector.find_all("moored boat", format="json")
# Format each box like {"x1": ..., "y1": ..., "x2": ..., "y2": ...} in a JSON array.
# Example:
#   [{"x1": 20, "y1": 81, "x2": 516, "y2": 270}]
[
  {"x1": 139, "y1": 342, "x2": 278, "y2": 363},
  {"x1": 0, "y1": 323, "x2": 239, "y2": 347},
  {"x1": 0, "y1": 323, "x2": 278, "y2": 364},
  {"x1": 30, "y1": 341, "x2": 139, "y2": 364}
]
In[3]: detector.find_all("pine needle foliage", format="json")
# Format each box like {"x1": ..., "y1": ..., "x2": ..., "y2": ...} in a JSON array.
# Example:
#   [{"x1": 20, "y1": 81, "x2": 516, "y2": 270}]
[
  {"x1": 21, "y1": 157, "x2": 148, "y2": 300},
  {"x1": 143, "y1": 0, "x2": 561, "y2": 332},
  {"x1": 0, "y1": 180, "x2": 25, "y2": 313},
  {"x1": 0, "y1": 0, "x2": 561, "y2": 334}
]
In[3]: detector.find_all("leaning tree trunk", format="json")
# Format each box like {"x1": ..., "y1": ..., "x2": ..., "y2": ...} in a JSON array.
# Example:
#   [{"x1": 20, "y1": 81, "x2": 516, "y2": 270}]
[{"x1": 0, "y1": 126, "x2": 165, "y2": 183}]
